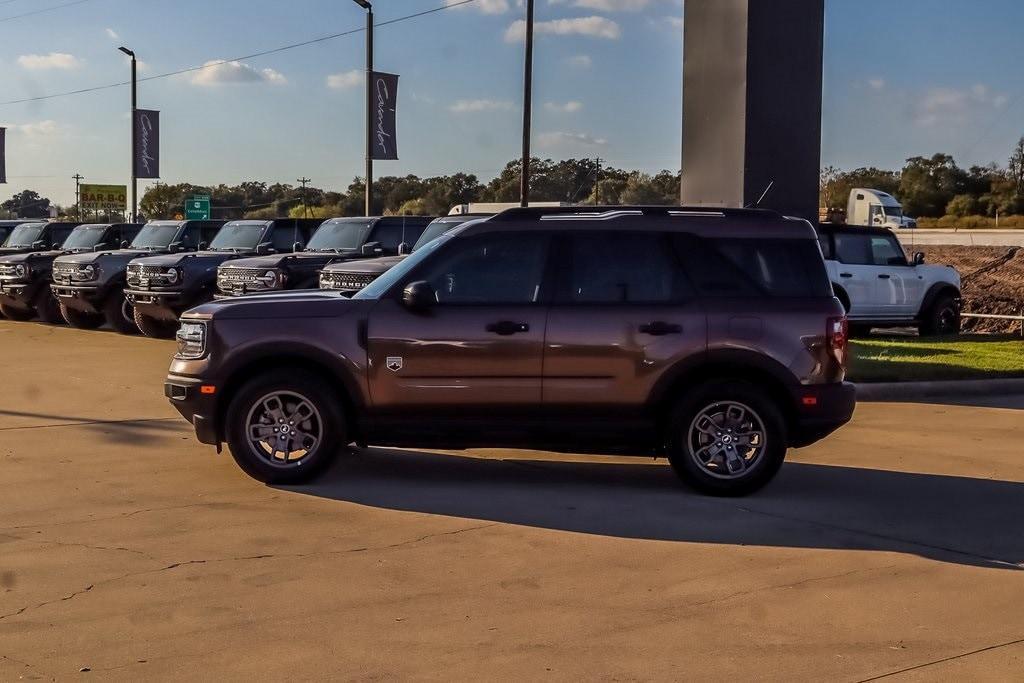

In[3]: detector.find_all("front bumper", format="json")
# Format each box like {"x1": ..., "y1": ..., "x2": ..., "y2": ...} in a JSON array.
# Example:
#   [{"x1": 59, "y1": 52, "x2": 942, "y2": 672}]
[
  {"x1": 0, "y1": 280, "x2": 37, "y2": 308},
  {"x1": 165, "y1": 374, "x2": 220, "y2": 445},
  {"x1": 788, "y1": 381, "x2": 856, "y2": 447},
  {"x1": 125, "y1": 288, "x2": 189, "y2": 320},
  {"x1": 52, "y1": 284, "x2": 102, "y2": 313}
]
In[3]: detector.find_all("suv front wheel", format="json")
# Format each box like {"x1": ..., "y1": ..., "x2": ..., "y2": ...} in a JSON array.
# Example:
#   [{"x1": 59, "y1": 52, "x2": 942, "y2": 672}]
[
  {"x1": 666, "y1": 379, "x2": 787, "y2": 496},
  {"x1": 225, "y1": 369, "x2": 348, "y2": 484}
]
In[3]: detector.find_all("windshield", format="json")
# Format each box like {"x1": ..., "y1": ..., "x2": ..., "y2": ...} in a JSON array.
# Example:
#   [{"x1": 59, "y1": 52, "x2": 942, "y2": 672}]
[
  {"x1": 353, "y1": 232, "x2": 454, "y2": 300},
  {"x1": 882, "y1": 206, "x2": 903, "y2": 218},
  {"x1": 131, "y1": 223, "x2": 180, "y2": 249},
  {"x1": 4, "y1": 224, "x2": 45, "y2": 248},
  {"x1": 61, "y1": 225, "x2": 110, "y2": 251},
  {"x1": 209, "y1": 223, "x2": 266, "y2": 251},
  {"x1": 0, "y1": 227, "x2": 12, "y2": 246},
  {"x1": 412, "y1": 222, "x2": 455, "y2": 251},
  {"x1": 306, "y1": 220, "x2": 371, "y2": 252}
]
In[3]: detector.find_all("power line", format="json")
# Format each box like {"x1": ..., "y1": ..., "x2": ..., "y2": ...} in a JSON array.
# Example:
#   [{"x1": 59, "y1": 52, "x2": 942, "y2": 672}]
[
  {"x1": 0, "y1": 0, "x2": 96, "y2": 23},
  {"x1": 0, "y1": 0, "x2": 478, "y2": 107}
]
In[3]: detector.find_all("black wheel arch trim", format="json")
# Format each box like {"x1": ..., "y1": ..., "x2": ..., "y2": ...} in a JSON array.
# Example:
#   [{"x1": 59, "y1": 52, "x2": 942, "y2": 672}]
[{"x1": 917, "y1": 282, "x2": 961, "y2": 319}]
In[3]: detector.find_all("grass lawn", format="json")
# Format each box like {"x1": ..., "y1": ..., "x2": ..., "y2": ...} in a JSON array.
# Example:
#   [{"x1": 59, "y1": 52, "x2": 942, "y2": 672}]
[{"x1": 848, "y1": 336, "x2": 1024, "y2": 383}]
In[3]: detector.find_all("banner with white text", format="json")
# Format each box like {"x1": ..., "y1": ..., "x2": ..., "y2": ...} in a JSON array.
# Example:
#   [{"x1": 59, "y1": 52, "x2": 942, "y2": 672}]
[
  {"x1": 370, "y1": 72, "x2": 399, "y2": 160},
  {"x1": 133, "y1": 109, "x2": 160, "y2": 178}
]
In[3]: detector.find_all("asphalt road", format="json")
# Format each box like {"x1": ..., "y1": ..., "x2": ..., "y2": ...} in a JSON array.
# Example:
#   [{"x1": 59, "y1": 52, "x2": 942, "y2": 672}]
[
  {"x1": 2, "y1": 321, "x2": 1023, "y2": 680},
  {"x1": 896, "y1": 229, "x2": 1024, "y2": 247}
]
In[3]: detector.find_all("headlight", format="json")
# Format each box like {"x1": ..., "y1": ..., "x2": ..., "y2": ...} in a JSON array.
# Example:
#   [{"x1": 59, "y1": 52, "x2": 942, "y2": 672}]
[
  {"x1": 14, "y1": 264, "x2": 26, "y2": 278},
  {"x1": 164, "y1": 268, "x2": 180, "y2": 284},
  {"x1": 259, "y1": 270, "x2": 279, "y2": 287},
  {"x1": 72, "y1": 264, "x2": 97, "y2": 282},
  {"x1": 175, "y1": 321, "x2": 207, "y2": 360}
]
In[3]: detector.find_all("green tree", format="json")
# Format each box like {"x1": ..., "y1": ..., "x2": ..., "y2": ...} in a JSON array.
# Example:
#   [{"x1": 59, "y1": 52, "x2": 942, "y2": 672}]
[
  {"x1": 898, "y1": 154, "x2": 968, "y2": 217},
  {"x1": 2, "y1": 190, "x2": 52, "y2": 218},
  {"x1": 945, "y1": 194, "x2": 981, "y2": 217}
]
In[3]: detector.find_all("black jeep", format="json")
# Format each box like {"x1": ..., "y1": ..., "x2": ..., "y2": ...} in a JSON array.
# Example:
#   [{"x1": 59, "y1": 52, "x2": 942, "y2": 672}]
[
  {"x1": 126, "y1": 219, "x2": 317, "y2": 338},
  {"x1": 0, "y1": 220, "x2": 33, "y2": 249},
  {"x1": 0, "y1": 221, "x2": 77, "y2": 257},
  {"x1": 52, "y1": 220, "x2": 224, "y2": 334},
  {"x1": 318, "y1": 214, "x2": 484, "y2": 295},
  {"x1": 215, "y1": 216, "x2": 433, "y2": 298},
  {"x1": 0, "y1": 223, "x2": 138, "y2": 324}
]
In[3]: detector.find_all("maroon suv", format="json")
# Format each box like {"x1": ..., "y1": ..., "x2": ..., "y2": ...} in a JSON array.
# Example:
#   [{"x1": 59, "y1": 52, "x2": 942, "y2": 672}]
[{"x1": 166, "y1": 206, "x2": 855, "y2": 495}]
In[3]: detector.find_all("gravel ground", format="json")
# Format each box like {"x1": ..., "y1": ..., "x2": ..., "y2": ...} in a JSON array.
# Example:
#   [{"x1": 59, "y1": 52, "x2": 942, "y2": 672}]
[{"x1": 919, "y1": 244, "x2": 1024, "y2": 334}]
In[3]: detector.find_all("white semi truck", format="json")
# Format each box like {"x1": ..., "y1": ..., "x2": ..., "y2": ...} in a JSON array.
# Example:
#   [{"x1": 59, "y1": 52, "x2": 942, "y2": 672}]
[{"x1": 846, "y1": 188, "x2": 917, "y2": 230}]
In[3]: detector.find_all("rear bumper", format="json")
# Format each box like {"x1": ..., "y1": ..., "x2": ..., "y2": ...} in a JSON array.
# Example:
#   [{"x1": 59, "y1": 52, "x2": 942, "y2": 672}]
[
  {"x1": 788, "y1": 381, "x2": 856, "y2": 447},
  {"x1": 52, "y1": 284, "x2": 102, "y2": 313},
  {"x1": 165, "y1": 374, "x2": 220, "y2": 445}
]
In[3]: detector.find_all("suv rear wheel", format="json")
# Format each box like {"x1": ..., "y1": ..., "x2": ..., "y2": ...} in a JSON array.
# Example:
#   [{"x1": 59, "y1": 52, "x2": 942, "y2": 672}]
[
  {"x1": 224, "y1": 369, "x2": 348, "y2": 484},
  {"x1": 60, "y1": 302, "x2": 104, "y2": 329},
  {"x1": 919, "y1": 292, "x2": 960, "y2": 337},
  {"x1": 104, "y1": 291, "x2": 138, "y2": 335},
  {"x1": 133, "y1": 308, "x2": 177, "y2": 339},
  {"x1": 666, "y1": 379, "x2": 787, "y2": 496}
]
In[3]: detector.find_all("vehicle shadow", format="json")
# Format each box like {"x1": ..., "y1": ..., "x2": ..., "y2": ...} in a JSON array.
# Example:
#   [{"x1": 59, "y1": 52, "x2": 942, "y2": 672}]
[
  {"x1": 286, "y1": 449, "x2": 1024, "y2": 571},
  {"x1": 0, "y1": 408, "x2": 184, "y2": 445}
]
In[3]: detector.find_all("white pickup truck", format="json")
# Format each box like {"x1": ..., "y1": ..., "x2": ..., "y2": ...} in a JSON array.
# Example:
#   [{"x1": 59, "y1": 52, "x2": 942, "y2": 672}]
[{"x1": 816, "y1": 224, "x2": 961, "y2": 336}]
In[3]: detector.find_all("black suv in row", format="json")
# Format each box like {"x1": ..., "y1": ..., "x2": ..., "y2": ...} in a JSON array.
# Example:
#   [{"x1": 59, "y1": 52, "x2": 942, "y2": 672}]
[
  {"x1": 215, "y1": 216, "x2": 433, "y2": 298},
  {"x1": 126, "y1": 219, "x2": 318, "y2": 338},
  {"x1": 166, "y1": 206, "x2": 855, "y2": 496},
  {"x1": 0, "y1": 222, "x2": 140, "y2": 323},
  {"x1": 52, "y1": 220, "x2": 224, "y2": 333}
]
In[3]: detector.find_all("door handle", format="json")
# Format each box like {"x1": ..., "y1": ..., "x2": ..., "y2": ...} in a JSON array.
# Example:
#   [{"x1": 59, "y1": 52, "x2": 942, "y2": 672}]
[
  {"x1": 639, "y1": 321, "x2": 682, "y2": 336},
  {"x1": 486, "y1": 321, "x2": 530, "y2": 335},
  {"x1": 839, "y1": 273, "x2": 853, "y2": 278},
  {"x1": 878, "y1": 274, "x2": 891, "y2": 279}
]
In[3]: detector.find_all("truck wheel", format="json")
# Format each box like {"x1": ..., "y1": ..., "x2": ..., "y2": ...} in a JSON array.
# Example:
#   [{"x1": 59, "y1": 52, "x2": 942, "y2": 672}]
[
  {"x1": 33, "y1": 289, "x2": 64, "y2": 325},
  {"x1": 104, "y1": 292, "x2": 138, "y2": 335},
  {"x1": 59, "y1": 303, "x2": 104, "y2": 329},
  {"x1": 132, "y1": 307, "x2": 177, "y2": 339},
  {"x1": 0, "y1": 303, "x2": 33, "y2": 321},
  {"x1": 666, "y1": 379, "x2": 787, "y2": 496},
  {"x1": 224, "y1": 369, "x2": 347, "y2": 484},
  {"x1": 919, "y1": 293, "x2": 960, "y2": 337}
]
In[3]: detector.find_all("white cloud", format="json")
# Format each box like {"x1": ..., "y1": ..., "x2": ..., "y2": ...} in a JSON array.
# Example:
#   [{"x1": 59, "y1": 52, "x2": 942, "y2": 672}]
[
  {"x1": 327, "y1": 69, "x2": 363, "y2": 89},
  {"x1": 867, "y1": 78, "x2": 886, "y2": 90},
  {"x1": 538, "y1": 131, "x2": 607, "y2": 147},
  {"x1": 914, "y1": 83, "x2": 1007, "y2": 126},
  {"x1": 545, "y1": 101, "x2": 583, "y2": 113},
  {"x1": 0, "y1": 120, "x2": 61, "y2": 138},
  {"x1": 505, "y1": 16, "x2": 621, "y2": 42},
  {"x1": 105, "y1": 27, "x2": 119, "y2": 40},
  {"x1": 445, "y1": 0, "x2": 510, "y2": 13},
  {"x1": 553, "y1": 0, "x2": 651, "y2": 10},
  {"x1": 190, "y1": 60, "x2": 287, "y2": 86},
  {"x1": 17, "y1": 52, "x2": 82, "y2": 70},
  {"x1": 449, "y1": 99, "x2": 514, "y2": 113},
  {"x1": 566, "y1": 54, "x2": 592, "y2": 68}
]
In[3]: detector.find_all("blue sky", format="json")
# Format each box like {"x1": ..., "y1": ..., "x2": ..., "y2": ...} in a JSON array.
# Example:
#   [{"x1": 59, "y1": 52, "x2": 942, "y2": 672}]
[{"x1": 0, "y1": 0, "x2": 1021, "y2": 206}]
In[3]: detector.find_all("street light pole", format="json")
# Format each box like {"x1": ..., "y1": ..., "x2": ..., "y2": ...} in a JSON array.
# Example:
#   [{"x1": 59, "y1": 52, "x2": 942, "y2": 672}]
[
  {"x1": 352, "y1": 0, "x2": 374, "y2": 217},
  {"x1": 119, "y1": 46, "x2": 137, "y2": 222},
  {"x1": 519, "y1": 0, "x2": 535, "y2": 208}
]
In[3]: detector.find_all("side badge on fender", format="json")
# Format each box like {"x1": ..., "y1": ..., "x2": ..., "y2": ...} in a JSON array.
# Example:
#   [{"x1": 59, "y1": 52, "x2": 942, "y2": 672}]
[{"x1": 386, "y1": 356, "x2": 403, "y2": 373}]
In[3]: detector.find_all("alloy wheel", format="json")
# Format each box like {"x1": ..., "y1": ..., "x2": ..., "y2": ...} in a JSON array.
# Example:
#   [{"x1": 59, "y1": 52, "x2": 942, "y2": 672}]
[
  {"x1": 244, "y1": 391, "x2": 324, "y2": 467},
  {"x1": 687, "y1": 401, "x2": 767, "y2": 479}
]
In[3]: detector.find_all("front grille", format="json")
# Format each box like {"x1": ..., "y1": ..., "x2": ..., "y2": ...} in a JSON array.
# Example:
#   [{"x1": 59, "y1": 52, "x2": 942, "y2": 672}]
[
  {"x1": 52, "y1": 263, "x2": 76, "y2": 284},
  {"x1": 127, "y1": 263, "x2": 174, "y2": 288},
  {"x1": 320, "y1": 271, "x2": 378, "y2": 291},
  {"x1": 217, "y1": 267, "x2": 279, "y2": 293},
  {"x1": 0, "y1": 265, "x2": 19, "y2": 277}
]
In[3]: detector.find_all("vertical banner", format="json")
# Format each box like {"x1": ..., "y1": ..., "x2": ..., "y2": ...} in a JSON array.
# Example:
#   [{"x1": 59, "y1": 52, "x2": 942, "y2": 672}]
[
  {"x1": 133, "y1": 109, "x2": 160, "y2": 178},
  {"x1": 0, "y1": 127, "x2": 6, "y2": 184},
  {"x1": 370, "y1": 72, "x2": 399, "y2": 160}
]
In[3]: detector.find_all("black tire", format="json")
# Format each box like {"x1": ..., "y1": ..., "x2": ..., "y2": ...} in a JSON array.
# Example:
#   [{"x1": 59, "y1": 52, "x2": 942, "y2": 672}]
[
  {"x1": 132, "y1": 307, "x2": 177, "y2": 339},
  {"x1": 33, "y1": 288, "x2": 64, "y2": 325},
  {"x1": 848, "y1": 323, "x2": 873, "y2": 338},
  {"x1": 666, "y1": 379, "x2": 788, "y2": 496},
  {"x1": 0, "y1": 303, "x2": 33, "y2": 321},
  {"x1": 919, "y1": 293, "x2": 961, "y2": 337},
  {"x1": 103, "y1": 291, "x2": 138, "y2": 335},
  {"x1": 59, "y1": 302, "x2": 104, "y2": 329},
  {"x1": 224, "y1": 369, "x2": 347, "y2": 484}
]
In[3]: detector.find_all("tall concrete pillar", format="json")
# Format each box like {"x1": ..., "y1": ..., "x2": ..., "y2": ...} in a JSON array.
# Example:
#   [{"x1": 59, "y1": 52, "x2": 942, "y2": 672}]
[{"x1": 681, "y1": 0, "x2": 824, "y2": 222}]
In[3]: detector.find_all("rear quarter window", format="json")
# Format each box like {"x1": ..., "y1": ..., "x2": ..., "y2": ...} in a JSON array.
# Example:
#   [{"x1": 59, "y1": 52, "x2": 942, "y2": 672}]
[{"x1": 678, "y1": 236, "x2": 832, "y2": 298}]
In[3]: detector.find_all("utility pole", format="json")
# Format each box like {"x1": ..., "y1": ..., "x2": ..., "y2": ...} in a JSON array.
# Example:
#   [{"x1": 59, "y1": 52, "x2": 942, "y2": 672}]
[
  {"x1": 297, "y1": 177, "x2": 311, "y2": 218},
  {"x1": 72, "y1": 173, "x2": 84, "y2": 220},
  {"x1": 594, "y1": 157, "x2": 603, "y2": 205},
  {"x1": 118, "y1": 46, "x2": 138, "y2": 222},
  {"x1": 352, "y1": 0, "x2": 374, "y2": 216},
  {"x1": 519, "y1": 0, "x2": 535, "y2": 208}
]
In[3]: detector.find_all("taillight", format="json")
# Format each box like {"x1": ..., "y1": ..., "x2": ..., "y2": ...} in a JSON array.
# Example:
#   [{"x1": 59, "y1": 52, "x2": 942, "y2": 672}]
[{"x1": 827, "y1": 316, "x2": 848, "y2": 366}]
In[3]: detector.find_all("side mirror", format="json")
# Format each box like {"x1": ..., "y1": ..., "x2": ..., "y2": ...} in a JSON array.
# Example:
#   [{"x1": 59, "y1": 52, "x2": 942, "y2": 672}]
[
  {"x1": 197, "y1": 241, "x2": 208, "y2": 251},
  {"x1": 256, "y1": 241, "x2": 274, "y2": 255},
  {"x1": 402, "y1": 281, "x2": 436, "y2": 312},
  {"x1": 292, "y1": 241, "x2": 305, "y2": 253},
  {"x1": 52, "y1": 243, "x2": 61, "y2": 250},
  {"x1": 361, "y1": 241, "x2": 383, "y2": 256},
  {"x1": 168, "y1": 241, "x2": 182, "y2": 254},
  {"x1": 398, "y1": 242, "x2": 411, "y2": 256},
  {"x1": 31, "y1": 240, "x2": 46, "y2": 249},
  {"x1": 913, "y1": 251, "x2": 925, "y2": 266},
  {"x1": 120, "y1": 240, "x2": 129, "y2": 249}
]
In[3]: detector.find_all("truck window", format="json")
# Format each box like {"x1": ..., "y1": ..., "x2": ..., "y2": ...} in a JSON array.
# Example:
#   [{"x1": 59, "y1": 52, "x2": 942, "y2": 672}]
[
  {"x1": 370, "y1": 222, "x2": 427, "y2": 254},
  {"x1": 833, "y1": 233, "x2": 873, "y2": 265},
  {"x1": 558, "y1": 232, "x2": 692, "y2": 303},
  {"x1": 870, "y1": 235, "x2": 906, "y2": 266},
  {"x1": 271, "y1": 223, "x2": 302, "y2": 251}
]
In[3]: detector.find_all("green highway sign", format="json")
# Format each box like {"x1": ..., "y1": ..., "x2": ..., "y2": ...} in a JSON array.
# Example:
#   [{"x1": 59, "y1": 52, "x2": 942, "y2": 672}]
[{"x1": 185, "y1": 195, "x2": 211, "y2": 220}]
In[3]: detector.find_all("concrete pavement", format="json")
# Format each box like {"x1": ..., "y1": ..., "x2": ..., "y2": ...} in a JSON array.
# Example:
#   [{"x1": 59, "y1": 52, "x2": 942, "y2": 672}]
[
  {"x1": 1, "y1": 321, "x2": 1023, "y2": 680},
  {"x1": 896, "y1": 229, "x2": 1024, "y2": 247}
]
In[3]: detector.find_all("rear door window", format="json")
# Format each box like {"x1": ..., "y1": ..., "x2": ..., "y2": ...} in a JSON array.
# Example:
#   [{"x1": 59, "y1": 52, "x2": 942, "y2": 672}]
[
  {"x1": 557, "y1": 232, "x2": 692, "y2": 303},
  {"x1": 677, "y1": 236, "x2": 832, "y2": 298}
]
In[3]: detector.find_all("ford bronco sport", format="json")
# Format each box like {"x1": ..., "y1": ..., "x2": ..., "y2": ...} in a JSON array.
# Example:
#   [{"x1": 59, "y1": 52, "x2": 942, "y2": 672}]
[
  {"x1": 166, "y1": 206, "x2": 855, "y2": 496},
  {"x1": 125, "y1": 219, "x2": 315, "y2": 338},
  {"x1": 52, "y1": 220, "x2": 225, "y2": 334},
  {"x1": 318, "y1": 214, "x2": 487, "y2": 295},
  {"x1": 817, "y1": 224, "x2": 961, "y2": 336},
  {"x1": 0, "y1": 222, "x2": 137, "y2": 324},
  {"x1": 214, "y1": 216, "x2": 431, "y2": 298}
]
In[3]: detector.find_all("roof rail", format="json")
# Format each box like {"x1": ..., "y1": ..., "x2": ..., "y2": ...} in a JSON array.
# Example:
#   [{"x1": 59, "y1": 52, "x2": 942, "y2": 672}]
[{"x1": 488, "y1": 205, "x2": 783, "y2": 222}]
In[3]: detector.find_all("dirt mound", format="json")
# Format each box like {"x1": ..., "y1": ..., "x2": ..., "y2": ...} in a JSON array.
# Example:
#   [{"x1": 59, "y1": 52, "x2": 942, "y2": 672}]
[{"x1": 920, "y1": 245, "x2": 1024, "y2": 334}]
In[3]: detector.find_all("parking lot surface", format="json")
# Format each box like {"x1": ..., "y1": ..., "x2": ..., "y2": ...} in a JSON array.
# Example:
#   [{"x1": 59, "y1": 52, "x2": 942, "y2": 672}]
[{"x1": 1, "y1": 321, "x2": 1023, "y2": 680}]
